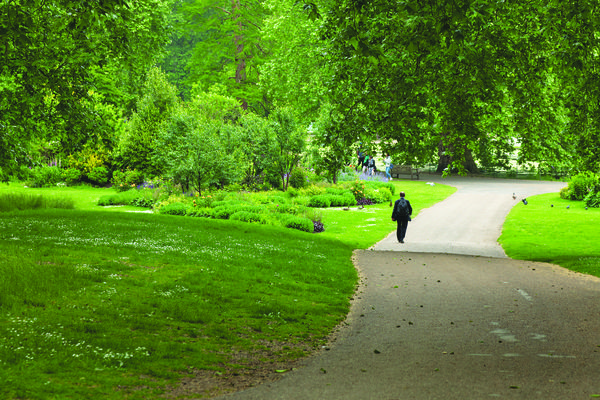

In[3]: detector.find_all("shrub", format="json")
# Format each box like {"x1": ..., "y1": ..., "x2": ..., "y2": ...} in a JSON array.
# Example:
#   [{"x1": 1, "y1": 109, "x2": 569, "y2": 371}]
[
  {"x1": 289, "y1": 167, "x2": 308, "y2": 189},
  {"x1": 88, "y1": 166, "x2": 108, "y2": 186},
  {"x1": 281, "y1": 215, "x2": 314, "y2": 232},
  {"x1": 565, "y1": 172, "x2": 598, "y2": 200},
  {"x1": 585, "y1": 191, "x2": 600, "y2": 208},
  {"x1": 28, "y1": 166, "x2": 63, "y2": 187},
  {"x1": 112, "y1": 169, "x2": 145, "y2": 192},
  {"x1": 62, "y1": 168, "x2": 82, "y2": 186},
  {"x1": 350, "y1": 180, "x2": 367, "y2": 200},
  {"x1": 213, "y1": 206, "x2": 235, "y2": 219},
  {"x1": 342, "y1": 193, "x2": 357, "y2": 206},
  {"x1": 230, "y1": 211, "x2": 263, "y2": 223},
  {"x1": 308, "y1": 195, "x2": 332, "y2": 208},
  {"x1": 328, "y1": 194, "x2": 346, "y2": 207},
  {"x1": 300, "y1": 185, "x2": 326, "y2": 196},
  {"x1": 187, "y1": 207, "x2": 215, "y2": 218},
  {"x1": 158, "y1": 202, "x2": 188, "y2": 216},
  {"x1": 97, "y1": 189, "x2": 155, "y2": 207}
]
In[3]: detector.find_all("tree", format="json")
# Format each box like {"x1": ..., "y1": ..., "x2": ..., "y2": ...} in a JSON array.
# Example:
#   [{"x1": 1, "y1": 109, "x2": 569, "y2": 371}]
[
  {"x1": 314, "y1": 0, "x2": 582, "y2": 174},
  {"x1": 0, "y1": 0, "x2": 173, "y2": 180},
  {"x1": 309, "y1": 104, "x2": 353, "y2": 183},
  {"x1": 116, "y1": 67, "x2": 180, "y2": 176},
  {"x1": 267, "y1": 108, "x2": 306, "y2": 191},
  {"x1": 174, "y1": 0, "x2": 269, "y2": 112}
]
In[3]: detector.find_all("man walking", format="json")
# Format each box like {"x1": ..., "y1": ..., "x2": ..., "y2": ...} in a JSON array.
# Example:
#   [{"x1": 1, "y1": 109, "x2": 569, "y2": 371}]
[{"x1": 391, "y1": 191, "x2": 412, "y2": 243}]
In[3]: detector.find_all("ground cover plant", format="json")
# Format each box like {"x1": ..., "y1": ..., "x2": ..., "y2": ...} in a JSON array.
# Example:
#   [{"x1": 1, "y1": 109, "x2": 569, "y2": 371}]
[
  {"x1": 500, "y1": 192, "x2": 600, "y2": 277},
  {"x1": 0, "y1": 179, "x2": 456, "y2": 398}
]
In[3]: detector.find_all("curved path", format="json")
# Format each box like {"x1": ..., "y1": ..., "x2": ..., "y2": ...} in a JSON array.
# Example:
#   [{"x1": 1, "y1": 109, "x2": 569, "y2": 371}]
[{"x1": 217, "y1": 177, "x2": 600, "y2": 400}]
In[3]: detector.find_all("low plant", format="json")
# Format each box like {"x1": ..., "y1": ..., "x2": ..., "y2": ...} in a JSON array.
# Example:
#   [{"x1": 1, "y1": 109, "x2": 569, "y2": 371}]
[
  {"x1": 308, "y1": 195, "x2": 332, "y2": 208},
  {"x1": 0, "y1": 193, "x2": 75, "y2": 212},
  {"x1": 97, "y1": 189, "x2": 155, "y2": 207},
  {"x1": 230, "y1": 211, "x2": 263, "y2": 223},
  {"x1": 279, "y1": 214, "x2": 314, "y2": 232},
  {"x1": 158, "y1": 202, "x2": 188, "y2": 216}
]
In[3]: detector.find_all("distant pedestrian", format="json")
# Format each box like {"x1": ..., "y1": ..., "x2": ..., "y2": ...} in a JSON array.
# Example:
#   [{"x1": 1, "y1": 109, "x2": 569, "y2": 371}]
[
  {"x1": 357, "y1": 149, "x2": 365, "y2": 171},
  {"x1": 384, "y1": 154, "x2": 392, "y2": 180},
  {"x1": 366, "y1": 156, "x2": 375, "y2": 176},
  {"x1": 362, "y1": 154, "x2": 370, "y2": 173},
  {"x1": 391, "y1": 191, "x2": 412, "y2": 243}
]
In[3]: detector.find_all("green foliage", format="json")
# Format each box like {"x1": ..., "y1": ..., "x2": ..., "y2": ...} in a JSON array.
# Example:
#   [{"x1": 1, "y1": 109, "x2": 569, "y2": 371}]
[
  {"x1": 154, "y1": 106, "x2": 243, "y2": 194},
  {"x1": 308, "y1": 195, "x2": 332, "y2": 208},
  {"x1": 230, "y1": 211, "x2": 263, "y2": 223},
  {"x1": 561, "y1": 172, "x2": 599, "y2": 200},
  {"x1": 0, "y1": 193, "x2": 74, "y2": 212},
  {"x1": 111, "y1": 169, "x2": 146, "y2": 192},
  {"x1": 289, "y1": 167, "x2": 308, "y2": 189},
  {"x1": 158, "y1": 202, "x2": 188, "y2": 216},
  {"x1": 279, "y1": 214, "x2": 314, "y2": 233},
  {"x1": 117, "y1": 68, "x2": 180, "y2": 175},
  {"x1": 97, "y1": 189, "x2": 156, "y2": 208},
  {"x1": 584, "y1": 191, "x2": 600, "y2": 208},
  {"x1": 173, "y1": 0, "x2": 269, "y2": 111},
  {"x1": 26, "y1": 166, "x2": 63, "y2": 188},
  {"x1": 309, "y1": 103, "x2": 354, "y2": 183},
  {"x1": 266, "y1": 107, "x2": 307, "y2": 191},
  {"x1": 61, "y1": 168, "x2": 82, "y2": 186},
  {"x1": 349, "y1": 180, "x2": 367, "y2": 201},
  {"x1": 0, "y1": 0, "x2": 172, "y2": 179},
  {"x1": 87, "y1": 167, "x2": 108, "y2": 187}
]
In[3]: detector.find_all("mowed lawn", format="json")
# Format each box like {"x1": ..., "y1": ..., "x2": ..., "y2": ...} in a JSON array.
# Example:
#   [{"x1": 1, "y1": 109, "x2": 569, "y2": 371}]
[
  {"x1": 500, "y1": 192, "x2": 600, "y2": 277},
  {"x1": 0, "y1": 180, "x2": 455, "y2": 399}
]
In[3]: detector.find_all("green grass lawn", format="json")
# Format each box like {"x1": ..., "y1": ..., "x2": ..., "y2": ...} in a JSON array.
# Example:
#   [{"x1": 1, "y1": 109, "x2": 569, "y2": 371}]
[
  {"x1": 0, "y1": 179, "x2": 455, "y2": 399},
  {"x1": 500, "y1": 192, "x2": 600, "y2": 277}
]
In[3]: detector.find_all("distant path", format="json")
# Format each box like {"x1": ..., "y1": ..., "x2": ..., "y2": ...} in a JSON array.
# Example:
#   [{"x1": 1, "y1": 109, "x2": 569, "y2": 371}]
[
  {"x1": 216, "y1": 176, "x2": 600, "y2": 400},
  {"x1": 373, "y1": 176, "x2": 567, "y2": 257}
]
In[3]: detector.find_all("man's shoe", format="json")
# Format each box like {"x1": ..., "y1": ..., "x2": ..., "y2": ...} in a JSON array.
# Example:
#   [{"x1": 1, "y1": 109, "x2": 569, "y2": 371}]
[{"x1": 399, "y1": 240, "x2": 404, "y2": 243}]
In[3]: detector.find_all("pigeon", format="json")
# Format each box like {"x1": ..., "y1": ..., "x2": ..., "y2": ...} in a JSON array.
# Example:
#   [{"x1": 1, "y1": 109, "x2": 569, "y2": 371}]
[
  {"x1": 512, "y1": 193, "x2": 517, "y2": 200},
  {"x1": 567, "y1": 205, "x2": 570, "y2": 209},
  {"x1": 586, "y1": 207, "x2": 588, "y2": 210},
  {"x1": 522, "y1": 198, "x2": 528, "y2": 205},
  {"x1": 551, "y1": 204, "x2": 554, "y2": 207},
  {"x1": 426, "y1": 182, "x2": 435, "y2": 186}
]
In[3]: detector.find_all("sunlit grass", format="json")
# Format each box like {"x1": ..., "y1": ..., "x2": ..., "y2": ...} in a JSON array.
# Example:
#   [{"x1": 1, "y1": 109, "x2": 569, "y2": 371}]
[{"x1": 500, "y1": 192, "x2": 600, "y2": 277}]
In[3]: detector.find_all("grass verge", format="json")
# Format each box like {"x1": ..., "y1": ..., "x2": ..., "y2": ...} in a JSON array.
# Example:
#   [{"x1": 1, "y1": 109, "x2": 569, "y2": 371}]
[{"x1": 500, "y1": 192, "x2": 600, "y2": 277}]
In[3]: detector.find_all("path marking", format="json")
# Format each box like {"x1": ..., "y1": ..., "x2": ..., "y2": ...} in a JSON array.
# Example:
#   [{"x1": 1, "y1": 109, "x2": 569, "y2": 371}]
[{"x1": 516, "y1": 289, "x2": 533, "y2": 301}]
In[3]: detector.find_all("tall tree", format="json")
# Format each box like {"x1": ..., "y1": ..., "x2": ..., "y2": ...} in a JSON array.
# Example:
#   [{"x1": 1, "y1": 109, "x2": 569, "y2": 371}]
[
  {"x1": 176, "y1": 0, "x2": 269, "y2": 112},
  {"x1": 315, "y1": 0, "x2": 580, "y2": 174},
  {"x1": 0, "y1": 0, "x2": 173, "y2": 180}
]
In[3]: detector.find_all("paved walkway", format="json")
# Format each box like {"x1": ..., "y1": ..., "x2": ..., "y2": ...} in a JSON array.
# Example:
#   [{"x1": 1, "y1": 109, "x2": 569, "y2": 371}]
[
  {"x1": 373, "y1": 175, "x2": 567, "y2": 257},
  {"x1": 216, "y1": 176, "x2": 600, "y2": 400}
]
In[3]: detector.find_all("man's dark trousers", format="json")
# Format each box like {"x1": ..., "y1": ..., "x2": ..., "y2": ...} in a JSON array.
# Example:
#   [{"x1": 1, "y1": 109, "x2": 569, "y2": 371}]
[{"x1": 396, "y1": 218, "x2": 409, "y2": 242}]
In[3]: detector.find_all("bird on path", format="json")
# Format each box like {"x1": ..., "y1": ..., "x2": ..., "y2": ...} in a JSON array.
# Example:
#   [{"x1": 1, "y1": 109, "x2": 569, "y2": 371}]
[
  {"x1": 512, "y1": 193, "x2": 517, "y2": 200},
  {"x1": 522, "y1": 198, "x2": 528, "y2": 205}
]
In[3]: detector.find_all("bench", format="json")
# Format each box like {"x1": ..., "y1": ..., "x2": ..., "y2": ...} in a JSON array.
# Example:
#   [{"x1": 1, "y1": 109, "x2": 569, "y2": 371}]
[{"x1": 390, "y1": 165, "x2": 420, "y2": 180}]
